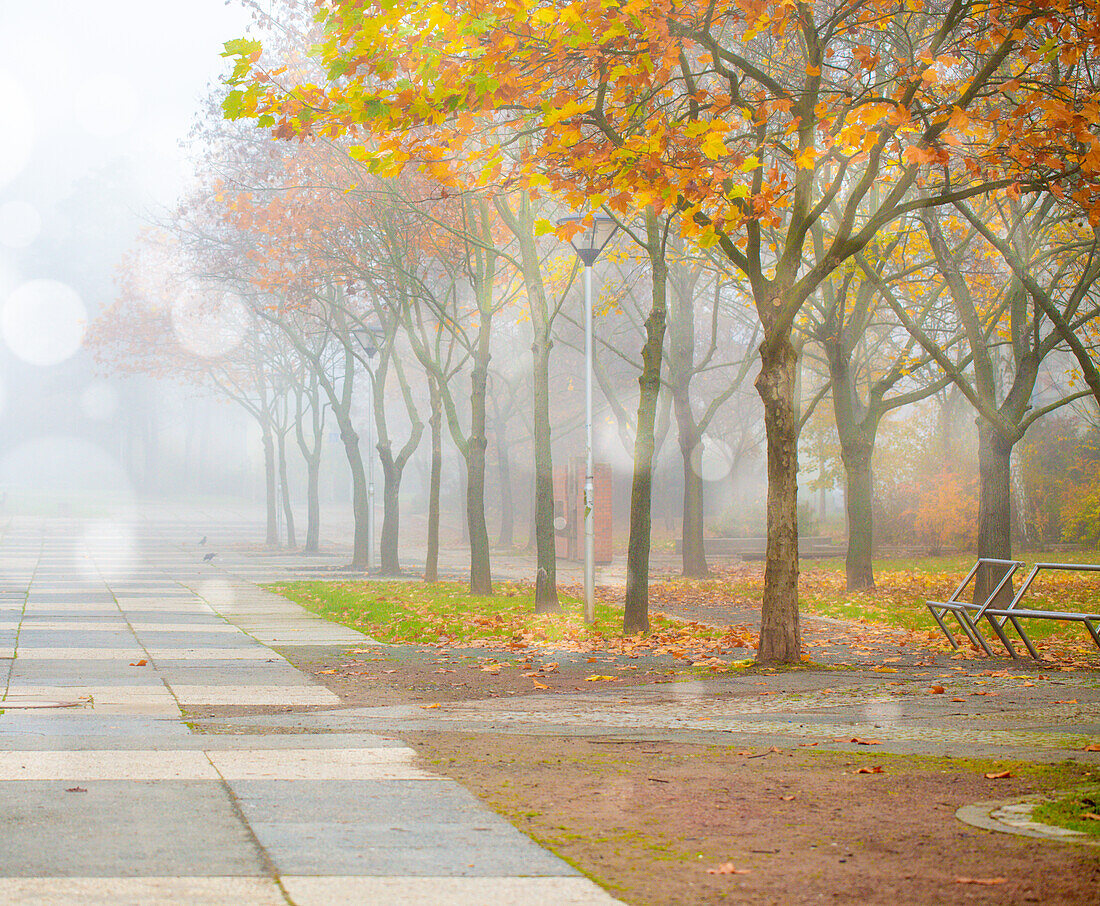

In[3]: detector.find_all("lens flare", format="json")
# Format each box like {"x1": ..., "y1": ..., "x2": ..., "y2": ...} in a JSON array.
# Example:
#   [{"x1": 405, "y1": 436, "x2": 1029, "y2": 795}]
[{"x1": 1, "y1": 280, "x2": 86, "y2": 367}]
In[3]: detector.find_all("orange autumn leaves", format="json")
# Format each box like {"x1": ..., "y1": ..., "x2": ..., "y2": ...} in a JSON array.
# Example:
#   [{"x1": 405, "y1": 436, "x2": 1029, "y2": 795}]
[{"x1": 225, "y1": 0, "x2": 1100, "y2": 240}]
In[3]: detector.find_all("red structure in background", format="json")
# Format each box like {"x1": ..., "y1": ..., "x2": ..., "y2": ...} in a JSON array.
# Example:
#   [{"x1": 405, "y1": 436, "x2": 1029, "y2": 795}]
[{"x1": 553, "y1": 459, "x2": 613, "y2": 564}]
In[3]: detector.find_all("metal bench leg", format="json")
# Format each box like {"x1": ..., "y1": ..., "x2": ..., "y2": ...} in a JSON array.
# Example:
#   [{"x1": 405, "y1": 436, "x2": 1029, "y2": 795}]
[
  {"x1": 1085, "y1": 620, "x2": 1100, "y2": 651},
  {"x1": 1008, "y1": 616, "x2": 1042, "y2": 660},
  {"x1": 985, "y1": 616, "x2": 1019, "y2": 659},
  {"x1": 959, "y1": 612, "x2": 995, "y2": 657},
  {"x1": 928, "y1": 607, "x2": 960, "y2": 649},
  {"x1": 950, "y1": 611, "x2": 982, "y2": 650}
]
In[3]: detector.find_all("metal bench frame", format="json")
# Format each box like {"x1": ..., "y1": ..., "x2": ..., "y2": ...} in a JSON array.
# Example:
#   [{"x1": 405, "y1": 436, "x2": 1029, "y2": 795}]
[
  {"x1": 981, "y1": 562, "x2": 1100, "y2": 659},
  {"x1": 928, "y1": 560, "x2": 1100, "y2": 660},
  {"x1": 926, "y1": 559, "x2": 1023, "y2": 657}
]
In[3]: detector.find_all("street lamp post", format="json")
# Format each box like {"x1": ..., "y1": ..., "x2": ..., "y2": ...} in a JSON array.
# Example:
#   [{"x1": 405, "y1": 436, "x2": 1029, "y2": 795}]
[
  {"x1": 557, "y1": 213, "x2": 618, "y2": 624},
  {"x1": 352, "y1": 326, "x2": 381, "y2": 573}
]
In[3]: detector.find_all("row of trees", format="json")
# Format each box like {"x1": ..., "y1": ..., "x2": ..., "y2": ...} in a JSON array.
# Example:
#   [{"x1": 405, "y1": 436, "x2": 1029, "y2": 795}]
[{"x1": 94, "y1": 0, "x2": 1100, "y2": 664}]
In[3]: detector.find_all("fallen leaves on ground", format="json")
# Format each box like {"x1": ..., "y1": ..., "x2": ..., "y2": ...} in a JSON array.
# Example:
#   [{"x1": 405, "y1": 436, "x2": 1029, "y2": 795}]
[
  {"x1": 128, "y1": 660, "x2": 147, "y2": 667},
  {"x1": 273, "y1": 579, "x2": 759, "y2": 667},
  {"x1": 705, "y1": 863, "x2": 751, "y2": 875}
]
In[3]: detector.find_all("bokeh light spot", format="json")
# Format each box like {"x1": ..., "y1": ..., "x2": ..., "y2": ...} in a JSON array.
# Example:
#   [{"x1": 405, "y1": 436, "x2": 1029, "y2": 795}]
[
  {"x1": 691, "y1": 437, "x2": 733, "y2": 482},
  {"x1": 1, "y1": 279, "x2": 87, "y2": 367},
  {"x1": 0, "y1": 201, "x2": 41, "y2": 249},
  {"x1": 172, "y1": 289, "x2": 247, "y2": 358},
  {"x1": 75, "y1": 73, "x2": 139, "y2": 139},
  {"x1": 0, "y1": 73, "x2": 35, "y2": 190},
  {"x1": 80, "y1": 381, "x2": 119, "y2": 421}
]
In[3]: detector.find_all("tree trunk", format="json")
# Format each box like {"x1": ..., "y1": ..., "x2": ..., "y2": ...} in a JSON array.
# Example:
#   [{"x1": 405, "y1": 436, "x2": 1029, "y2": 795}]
[
  {"x1": 262, "y1": 422, "x2": 278, "y2": 547},
  {"x1": 467, "y1": 360, "x2": 493, "y2": 595},
  {"x1": 425, "y1": 379, "x2": 442, "y2": 583},
  {"x1": 975, "y1": 421, "x2": 1015, "y2": 605},
  {"x1": 378, "y1": 445, "x2": 402, "y2": 576},
  {"x1": 673, "y1": 394, "x2": 709, "y2": 577},
  {"x1": 339, "y1": 423, "x2": 371, "y2": 570},
  {"x1": 495, "y1": 418, "x2": 515, "y2": 549},
  {"x1": 755, "y1": 335, "x2": 802, "y2": 664},
  {"x1": 531, "y1": 320, "x2": 560, "y2": 611},
  {"x1": 277, "y1": 430, "x2": 296, "y2": 549},
  {"x1": 840, "y1": 440, "x2": 875, "y2": 591},
  {"x1": 304, "y1": 453, "x2": 320, "y2": 552},
  {"x1": 624, "y1": 244, "x2": 668, "y2": 635}
]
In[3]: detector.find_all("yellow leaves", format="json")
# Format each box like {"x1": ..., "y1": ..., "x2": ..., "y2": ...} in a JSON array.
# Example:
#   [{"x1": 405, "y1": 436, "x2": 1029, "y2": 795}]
[
  {"x1": 700, "y1": 125, "x2": 729, "y2": 160},
  {"x1": 543, "y1": 99, "x2": 588, "y2": 127},
  {"x1": 533, "y1": 217, "x2": 555, "y2": 237},
  {"x1": 793, "y1": 146, "x2": 817, "y2": 170}
]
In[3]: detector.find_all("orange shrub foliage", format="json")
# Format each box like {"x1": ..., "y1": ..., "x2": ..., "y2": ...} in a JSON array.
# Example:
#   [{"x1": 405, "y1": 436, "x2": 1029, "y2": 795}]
[{"x1": 893, "y1": 467, "x2": 979, "y2": 554}]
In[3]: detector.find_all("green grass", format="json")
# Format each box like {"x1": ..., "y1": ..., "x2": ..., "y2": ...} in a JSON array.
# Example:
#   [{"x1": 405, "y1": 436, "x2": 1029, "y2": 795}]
[
  {"x1": 267, "y1": 579, "x2": 608, "y2": 644},
  {"x1": 1031, "y1": 785, "x2": 1100, "y2": 837},
  {"x1": 664, "y1": 551, "x2": 1100, "y2": 648},
  {"x1": 266, "y1": 579, "x2": 755, "y2": 657}
]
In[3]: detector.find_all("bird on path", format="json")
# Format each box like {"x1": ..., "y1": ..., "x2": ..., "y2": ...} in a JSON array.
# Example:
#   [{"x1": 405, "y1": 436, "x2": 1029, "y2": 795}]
[
  {"x1": 199, "y1": 536, "x2": 207, "y2": 546},
  {"x1": 202, "y1": 552, "x2": 216, "y2": 562}
]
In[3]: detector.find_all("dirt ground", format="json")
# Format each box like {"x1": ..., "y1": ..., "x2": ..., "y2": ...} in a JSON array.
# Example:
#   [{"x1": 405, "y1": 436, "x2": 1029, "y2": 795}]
[
  {"x1": 409, "y1": 733, "x2": 1100, "y2": 906},
  {"x1": 290, "y1": 643, "x2": 695, "y2": 704},
  {"x1": 257, "y1": 645, "x2": 1100, "y2": 906}
]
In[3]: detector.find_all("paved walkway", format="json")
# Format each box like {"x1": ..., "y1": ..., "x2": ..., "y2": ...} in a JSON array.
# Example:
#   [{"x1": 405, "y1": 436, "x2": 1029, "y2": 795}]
[{"x1": 0, "y1": 515, "x2": 619, "y2": 905}]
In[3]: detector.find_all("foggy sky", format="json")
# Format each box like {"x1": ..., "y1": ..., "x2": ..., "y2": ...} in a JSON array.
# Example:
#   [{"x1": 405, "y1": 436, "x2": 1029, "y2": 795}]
[{"x1": 0, "y1": 0, "x2": 252, "y2": 498}]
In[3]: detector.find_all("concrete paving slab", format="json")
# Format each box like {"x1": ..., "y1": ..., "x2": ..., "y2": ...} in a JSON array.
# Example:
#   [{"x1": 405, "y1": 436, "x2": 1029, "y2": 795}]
[
  {"x1": 0, "y1": 750, "x2": 218, "y2": 780},
  {"x1": 170, "y1": 685, "x2": 340, "y2": 706},
  {"x1": 153, "y1": 667, "x2": 307, "y2": 686},
  {"x1": 282, "y1": 876, "x2": 622, "y2": 905},
  {"x1": 143, "y1": 648, "x2": 285, "y2": 661},
  {"x1": 0, "y1": 781, "x2": 266, "y2": 876},
  {"x1": 128, "y1": 623, "x2": 241, "y2": 633},
  {"x1": 16, "y1": 632, "x2": 142, "y2": 647},
  {"x1": 230, "y1": 778, "x2": 501, "y2": 823},
  {"x1": 13, "y1": 622, "x2": 131, "y2": 631},
  {"x1": 7, "y1": 667, "x2": 168, "y2": 685},
  {"x1": 252, "y1": 820, "x2": 577, "y2": 877},
  {"x1": 0, "y1": 512, "x2": 625, "y2": 904},
  {"x1": 0, "y1": 877, "x2": 286, "y2": 906},
  {"x1": 0, "y1": 714, "x2": 192, "y2": 740},
  {"x1": 13, "y1": 648, "x2": 149, "y2": 660},
  {"x1": 209, "y1": 747, "x2": 427, "y2": 780}
]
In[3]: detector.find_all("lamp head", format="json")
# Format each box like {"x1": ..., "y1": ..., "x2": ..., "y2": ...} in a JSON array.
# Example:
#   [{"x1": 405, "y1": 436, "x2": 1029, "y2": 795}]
[{"x1": 556, "y1": 213, "x2": 618, "y2": 266}]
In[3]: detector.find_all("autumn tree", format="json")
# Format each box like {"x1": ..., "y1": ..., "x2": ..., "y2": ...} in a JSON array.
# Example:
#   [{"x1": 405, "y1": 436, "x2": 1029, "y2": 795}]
[
  {"x1": 225, "y1": 0, "x2": 1100, "y2": 662},
  {"x1": 890, "y1": 195, "x2": 1100, "y2": 600},
  {"x1": 805, "y1": 222, "x2": 963, "y2": 590}
]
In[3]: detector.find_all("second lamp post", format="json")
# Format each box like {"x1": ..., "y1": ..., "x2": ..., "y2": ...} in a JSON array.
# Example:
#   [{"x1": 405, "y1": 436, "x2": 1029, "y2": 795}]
[{"x1": 557, "y1": 213, "x2": 618, "y2": 623}]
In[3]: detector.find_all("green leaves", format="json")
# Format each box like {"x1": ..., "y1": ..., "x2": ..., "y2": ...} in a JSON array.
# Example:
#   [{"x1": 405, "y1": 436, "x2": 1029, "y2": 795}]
[{"x1": 221, "y1": 38, "x2": 263, "y2": 85}]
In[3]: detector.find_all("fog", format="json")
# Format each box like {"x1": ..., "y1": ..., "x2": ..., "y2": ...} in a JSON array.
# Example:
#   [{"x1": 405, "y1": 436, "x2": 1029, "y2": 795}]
[
  {"x1": 0, "y1": 0, "x2": 251, "y2": 514},
  {"x1": 0, "y1": 1, "x2": 1005, "y2": 577}
]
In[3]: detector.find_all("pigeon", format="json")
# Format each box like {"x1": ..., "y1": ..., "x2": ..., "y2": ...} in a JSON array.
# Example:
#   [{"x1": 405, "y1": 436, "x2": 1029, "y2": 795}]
[
  {"x1": 199, "y1": 536, "x2": 207, "y2": 546},
  {"x1": 202, "y1": 553, "x2": 216, "y2": 562}
]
